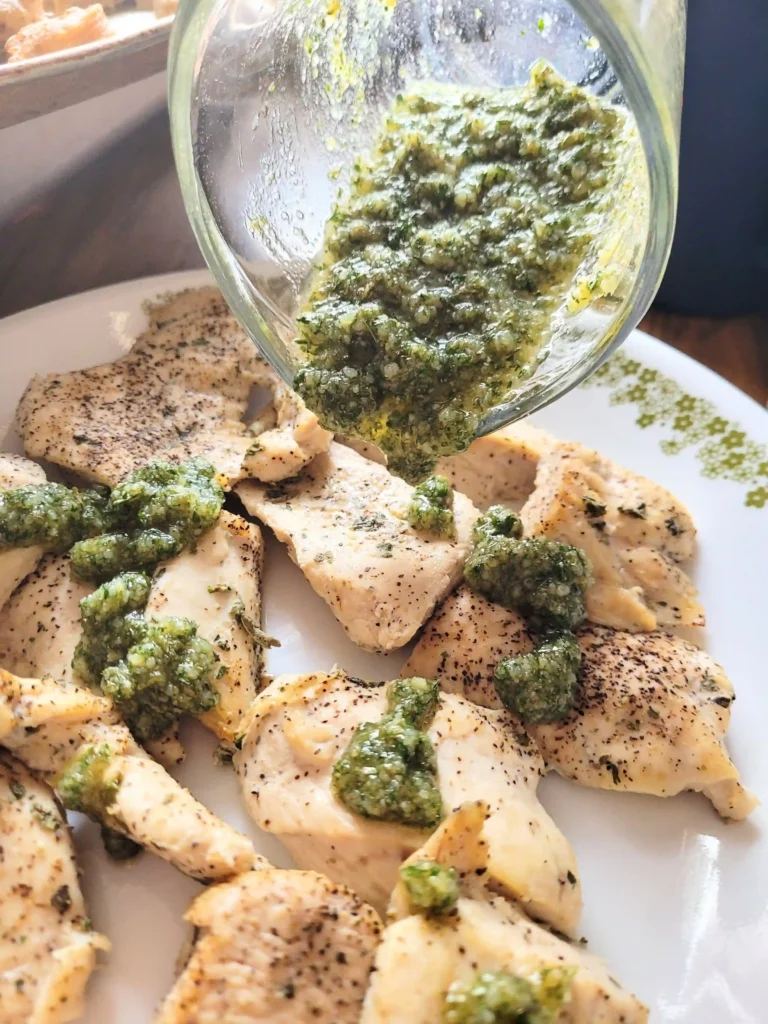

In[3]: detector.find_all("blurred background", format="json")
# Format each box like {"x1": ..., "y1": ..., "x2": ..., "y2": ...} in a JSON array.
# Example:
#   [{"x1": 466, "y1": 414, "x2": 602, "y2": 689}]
[{"x1": 0, "y1": 0, "x2": 765, "y2": 402}]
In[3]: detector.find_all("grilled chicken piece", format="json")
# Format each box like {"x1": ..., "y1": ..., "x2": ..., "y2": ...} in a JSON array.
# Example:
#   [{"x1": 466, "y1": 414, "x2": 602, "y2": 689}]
[
  {"x1": 242, "y1": 374, "x2": 332, "y2": 483},
  {"x1": 0, "y1": 751, "x2": 109, "y2": 1024},
  {"x1": 0, "y1": 453, "x2": 48, "y2": 612},
  {"x1": 0, "y1": 552, "x2": 184, "y2": 767},
  {"x1": 236, "y1": 442, "x2": 479, "y2": 651},
  {"x1": 16, "y1": 288, "x2": 329, "y2": 488},
  {"x1": 0, "y1": 668, "x2": 259, "y2": 880},
  {"x1": 155, "y1": 869, "x2": 380, "y2": 1024},
  {"x1": 0, "y1": 554, "x2": 91, "y2": 684},
  {"x1": 236, "y1": 670, "x2": 582, "y2": 935},
  {"x1": 0, "y1": 511, "x2": 264, "y2": 755},
  {"x1": 362, "y1": 804, "x2": 648, "y2": 1024},
  {"x1": 405, "y1": 587, "x2": 757, "y2": 820},
  {"x1": 521, "y1": 442, "x2": 703, "y2": 631},
  {"x1": 402, "y1": 585, "x2": 533, "y2": 706},
  {"x1": 435, "y1": 422, "x2": 554, "y2": 510},
  {"x1": 145, "y1": 511, "x2": 266, "y2": 743}
]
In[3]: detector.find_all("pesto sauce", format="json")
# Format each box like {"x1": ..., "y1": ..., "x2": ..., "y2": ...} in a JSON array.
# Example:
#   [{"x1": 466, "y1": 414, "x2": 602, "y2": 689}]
[
  {"x1": 57, "y1": 743, "x2": 121, "y2": 819},
  {"x1": 70, "y1": 458, "x2": 223, "y2": 581},
  {"x1": 332, "y1": 677, "x2": 443, "y2": 829},
  {"x1": 72, "y1": 572, "x2": 151, "y2": 687},
  {"x1": 100, "y1": 826, "x2": 142, "y2": 862},
  {"x1": 0, "y1": 483, "x2": 110, "y2": 553},
  {"x1": 443, "y1": 967, "x2": 576, "y2": 1024},
  {"x1": 72, "y1": 572, "x2": 220, "y2": 743},
  {"x1": 494, "y1": 632, "x2": 582, "y2": 723},
  {"x1": 400, "y1": 858, "x2": 460, "y2": 915},
  {"x1": 406, "y1": 475, "x2": 457, "y2": 540},
  {"x1": 101, "y1": 616, "x2": 219, "y2": 743},
  {"x1": 464, "y1": 506, "x2": 591, "y2": 632},
  {"x1": 294, "y1": 62, "x2": 625, "y2": 481}
]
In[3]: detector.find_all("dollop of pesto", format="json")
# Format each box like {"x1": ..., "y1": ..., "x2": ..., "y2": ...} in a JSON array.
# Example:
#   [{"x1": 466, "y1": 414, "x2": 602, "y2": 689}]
[
  {"x1": 406, "y1": 475, "x2": 457, "y2": 540},
  {"x1": 443, "y1": 966, "x2": 576, "y2": 1024},
  {"x1": 57, "y1": 743, "x2": 121, "y2": 819},
  {"x1": 70, "y1": 458, "x2": 223, "y2": 581},
  {"x1": 494, "y1": 632, "x2": 581, "y2": 723},
  {"x1": 464, "y1": 506, "x2": 591, "y2": 631},
  {"x1": 0, "y1": 483, "x2": 110, "y2": 552},
  {"x1": 294, "y1": 63, "x2": 626, "y2": 480},
  {"x1": 100, "y1": 826, "x2": 142, "y2": 862},
  {"x1": 72, "y1": 572, "x2": 220, "y2": 743},
  {"x1": 101, "y1": 617, "x2": 219, "y2": 743},
  {"x1": 72, "y1": 572, "x2": 151, "y2": 687},
  {"x1": 332, "y1": 677, "x2": 443, "y2": 829},
  {"x1": 400, "y1": 858, "x2": 460, "y2": 915}
]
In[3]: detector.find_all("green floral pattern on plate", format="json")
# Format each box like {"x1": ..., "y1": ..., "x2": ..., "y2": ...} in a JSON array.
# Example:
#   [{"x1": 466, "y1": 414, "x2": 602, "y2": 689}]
[{"x1": 582, "y1": 352, "x2": 768, "y2": 510}]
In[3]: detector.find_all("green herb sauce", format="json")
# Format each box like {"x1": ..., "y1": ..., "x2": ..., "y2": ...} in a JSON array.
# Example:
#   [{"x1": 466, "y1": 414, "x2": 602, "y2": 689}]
[
  {"x1": 464, "y1": 506, "x2": 591, "y2": 631},
  {"x1": 72, "y1": 571, "x2": 220, "y2": 743},
  {"x1": 494, "y1": 632, "x2": 582, "y2": 723},
  {"x1": 443, "y1": 966, "x2": 576, "y2": 1024},
  {"x1": 0, "y1": 483, "x2": 110, "y2": 552},
  {"x1": 57, "y1": 743, "x2": 121, "y2": 819},
  {"x1": 100, "y1": 826, "x2": 142, "y2": 861},
  {"x1": 332, "y1": 677, "x2": 443, "y2": 829},
  {"x1": 70, "y1": 458, "x2": 223, "y2": 581},
  {"x1": 101, "y1": 616, "x2": 219, "y2": 743},
  {"x1": 72, "y1": 572, "x2": 151, "y2": 686},
  {"x1": 400, "y1": 858, "x2": 460, "y2": 915},
  {"x1": 294, "y1": 62, "x2": 626, "y2": 480},
  {"x1": 406, "y1": 475, "x2": 457, "y2": 539}
]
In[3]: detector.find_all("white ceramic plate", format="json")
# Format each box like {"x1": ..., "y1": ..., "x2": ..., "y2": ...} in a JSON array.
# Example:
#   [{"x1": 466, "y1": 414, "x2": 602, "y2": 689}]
[{"x1": 1, "y1": 270, "x2": 766, "y2": 1023}]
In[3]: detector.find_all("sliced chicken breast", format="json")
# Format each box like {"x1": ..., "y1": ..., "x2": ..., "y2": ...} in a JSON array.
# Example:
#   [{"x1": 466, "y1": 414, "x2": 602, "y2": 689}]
[
  {"x1": 242, "y1": 375, "x2": 332, "y2": 483},
  {"x1": 0, "y1": 554, "x2": 92, "y2": 684},
  {"x1": 16, "y1": 288, "x2": 329, "y2": 488},
  {"x1": 521, "y1": 442, "x2": 703, "y2": 631},
  {"x1": 402, "y1": 585, "x2": 533, "y2": 706},
  {"x1": 0, "y1": 751, "x2": 109, "y2": 1024},
  {"x1": 0, "y1": 668, "x2": 259, "y2": 880},
  {"x1": 0, "y1": 512, "x2": 265, "y2": 753},
  {"x1": 0, "y1": 553, "x2": 184, "y2": 767},
  {"x1": 0, "y1": 453, "x2": 48, "y2": 612},
  {"x1": 405, "y1": 587, "x2": 757, "y2": 820},
  {"x1": 435, "y1": 422, "x2": 554, "y2": 510},
  {"x1": 236, "y1": 442, "x2": 479, "y2": 651},
  {"x1": 146, "y1": 511, "x2": 266, "y2": 743},
  {"x1": 236, "y1": 670, "x2": 582, "y2": 935},
  {"x1": 362, "y1": 803, "x2": 647, "y2": 1024},
  {"x1": 155, "y1": 869, "x2": 381, "y2": 1024}
]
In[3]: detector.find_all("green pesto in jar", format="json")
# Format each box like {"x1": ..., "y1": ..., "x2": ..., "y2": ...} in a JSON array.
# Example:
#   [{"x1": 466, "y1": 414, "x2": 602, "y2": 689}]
[
  {"x1": 400, "y1": 858, "x2": 460, "y2": 915},
  {"x1": 406, "y1": 475, "x2": 457, "y2": 540},
  {"x1": 294, "y1": 62, "x2": 626, "y2": 481},
  {"x1": 72, "y1": 571, "x2": 220, "y2": 743},
  {"x1": 443, "y1": 966, "x2": 576, "y2": 1024},
  {"x1": 69, "y1": 458, "x2": 224, "y2": 582},
  {"x1": 332, "y1": 677, "x2": 443, "y2": 829}
]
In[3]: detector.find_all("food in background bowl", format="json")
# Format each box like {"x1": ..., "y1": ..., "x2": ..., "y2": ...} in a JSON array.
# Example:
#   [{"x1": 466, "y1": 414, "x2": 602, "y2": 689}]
[{"x1": 0, "y1": 0, "x2": 175, "y2": 65}]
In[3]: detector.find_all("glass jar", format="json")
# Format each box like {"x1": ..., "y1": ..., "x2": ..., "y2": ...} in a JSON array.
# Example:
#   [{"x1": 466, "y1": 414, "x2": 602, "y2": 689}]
[{"x1": 169, "y1": 0, "x2": 685, "y2": 436}]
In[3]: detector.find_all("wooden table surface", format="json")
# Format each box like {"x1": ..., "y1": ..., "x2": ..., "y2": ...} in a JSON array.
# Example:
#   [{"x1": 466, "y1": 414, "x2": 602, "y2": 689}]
[{"x1": 1, "y1": 108, "x2": 766, "y2": 406}]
